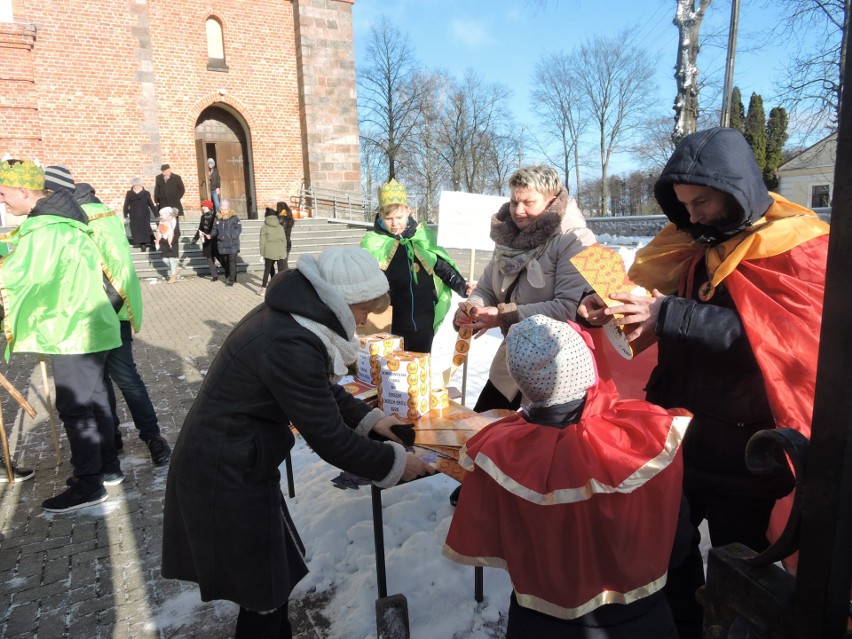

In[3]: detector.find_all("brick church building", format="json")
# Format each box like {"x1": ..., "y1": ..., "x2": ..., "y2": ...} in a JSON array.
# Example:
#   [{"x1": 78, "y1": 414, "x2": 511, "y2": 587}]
[{"x1": 0, "y1": 0, "x2": 361, "y2": 221}]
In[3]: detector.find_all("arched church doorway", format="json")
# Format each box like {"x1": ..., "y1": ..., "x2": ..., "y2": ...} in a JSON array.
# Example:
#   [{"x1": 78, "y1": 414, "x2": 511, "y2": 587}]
[{"x1": 194, "y1": 105, "x2": 256, "y2": 219}]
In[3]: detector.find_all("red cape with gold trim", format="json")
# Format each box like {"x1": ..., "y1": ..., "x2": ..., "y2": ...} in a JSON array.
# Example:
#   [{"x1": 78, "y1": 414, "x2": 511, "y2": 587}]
[
  {"x1": 629, "y1": 194, "x2": 830, "y2": 562},
  {"x1": 442, "y1": 378, "x2": 691, "y2": 620}
]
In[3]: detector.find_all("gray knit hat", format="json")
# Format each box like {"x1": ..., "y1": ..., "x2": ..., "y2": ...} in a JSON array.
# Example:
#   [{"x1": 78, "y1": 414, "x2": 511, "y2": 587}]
[
  {"x1": 506, "y1": 315, "x2": 597, "y2": 407},
  {"x1": 316, "y1": 246, "x2": 389, "y2": 305},
  {"x1": 44, "y1": 165, "x2": 75, "y2": 192}
]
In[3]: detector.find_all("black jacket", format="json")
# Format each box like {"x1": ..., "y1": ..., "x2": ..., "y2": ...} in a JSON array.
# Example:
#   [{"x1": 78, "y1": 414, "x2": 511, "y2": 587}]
[
  {"x1": 648, "y1": 128, "x2": 792, "y2": 498},
  {"x1": 162, "y1": 269, "x2": 397, "y2": 611},
  {"x1": 154, "y1": 173, "x2": 185, "y2": 215},
  {"x1": 123, "y1": 188, "x2": 156, "y2": 244},
  {"x1": 373, "y1": 217, "x2": 467, "y2": 345}
]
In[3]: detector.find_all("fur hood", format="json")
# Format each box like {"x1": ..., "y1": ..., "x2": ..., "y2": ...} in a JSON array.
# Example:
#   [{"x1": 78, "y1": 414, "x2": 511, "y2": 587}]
[
  {"x1": 217, "y1": 208, "x2": 237, "y2": 221},
  {"x1": 490, "y1": 188, "x2": 586, "y2": 249}
]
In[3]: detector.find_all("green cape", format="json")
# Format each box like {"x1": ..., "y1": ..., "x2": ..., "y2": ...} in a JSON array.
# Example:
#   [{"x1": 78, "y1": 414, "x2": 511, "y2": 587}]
[
  {"x1": 361, "y1": 223, "x2": 459, "y2": 332},
  {"x1": 0, "y1": 215, "x2": 121, "y2": 360},
  {"x1": 83, "y1": 202, "x2": 143, "y2": 330}
]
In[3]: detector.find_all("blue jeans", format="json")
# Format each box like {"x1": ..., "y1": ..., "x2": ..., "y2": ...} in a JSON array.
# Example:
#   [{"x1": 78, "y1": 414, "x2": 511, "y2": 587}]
[
  {"x1": 212, "y1": 190, "x2": 220, "y2": 212},
  {"x1": 105, "y1": 321, "x2": 161, "y2": 442}
]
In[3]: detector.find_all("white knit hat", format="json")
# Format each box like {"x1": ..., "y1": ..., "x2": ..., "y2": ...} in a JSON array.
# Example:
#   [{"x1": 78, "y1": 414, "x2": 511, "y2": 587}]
[
  {"x1": 316, "y1": 246, "x2": 389, "y2": 304},
  {"x1": 506, "y1": 315, "x2": 597, "y2": 407}
]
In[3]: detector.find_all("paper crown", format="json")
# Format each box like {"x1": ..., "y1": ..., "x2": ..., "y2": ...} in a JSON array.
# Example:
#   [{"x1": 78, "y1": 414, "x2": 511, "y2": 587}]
[
  {"x1": 0, "y1": 160, "x2": 45, "y2": 190},
  {"x1": 378, "y1": 179, "x2": 407, "y2": 208}
]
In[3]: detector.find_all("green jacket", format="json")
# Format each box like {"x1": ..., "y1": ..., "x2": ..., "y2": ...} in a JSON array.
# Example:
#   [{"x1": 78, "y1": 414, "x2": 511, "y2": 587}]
[
  {"x1": 0, "y1": 215, "x2": 121, "y2": 360},
  {"x1": 83, "y1": 202, "x2": 143, "y2": 330}
]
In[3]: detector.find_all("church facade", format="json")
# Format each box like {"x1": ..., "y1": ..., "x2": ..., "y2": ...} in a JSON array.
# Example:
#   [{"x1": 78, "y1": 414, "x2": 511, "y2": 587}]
[{"x1": 0, "y1": 0, "x2": 361, "y2": 219}]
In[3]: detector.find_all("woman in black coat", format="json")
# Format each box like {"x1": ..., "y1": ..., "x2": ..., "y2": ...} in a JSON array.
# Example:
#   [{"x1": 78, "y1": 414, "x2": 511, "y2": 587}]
[
  {"x1": 276, "y1": 201, "x2": 296, "y2": 269},
  {"x1": 161, "y1": 246, "x2": 434, "y2": 639},
  {"x1": 123, "y1": 177, "x2": 156, "y2": 250}
]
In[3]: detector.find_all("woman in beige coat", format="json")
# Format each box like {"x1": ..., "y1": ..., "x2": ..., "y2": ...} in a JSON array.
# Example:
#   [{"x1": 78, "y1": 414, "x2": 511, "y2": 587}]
[{"x1": 454, "y1": 164, "x2": 596, "y2": 412}]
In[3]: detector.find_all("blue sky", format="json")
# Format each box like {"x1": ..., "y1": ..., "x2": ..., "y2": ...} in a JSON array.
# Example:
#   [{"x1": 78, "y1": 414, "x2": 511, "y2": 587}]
[{"x1": 351, "y1": 0, "x2": 803, "y2": 178}]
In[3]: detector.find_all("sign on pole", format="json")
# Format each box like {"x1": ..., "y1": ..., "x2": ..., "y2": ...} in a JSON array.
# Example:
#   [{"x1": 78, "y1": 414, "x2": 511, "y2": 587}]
[{"x1": 437, "y1": 191, "x2": 508, "y2": 251}]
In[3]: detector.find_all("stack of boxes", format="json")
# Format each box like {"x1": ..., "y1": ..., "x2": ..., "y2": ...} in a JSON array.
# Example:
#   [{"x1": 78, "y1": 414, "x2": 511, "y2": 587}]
[{"x1": 356, "y1": 332, "x2": 450, "y2": 419}]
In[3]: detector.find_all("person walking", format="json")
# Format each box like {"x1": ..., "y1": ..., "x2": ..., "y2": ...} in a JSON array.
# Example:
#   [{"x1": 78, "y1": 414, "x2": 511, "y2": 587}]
[
  {"x1": 192, "y1": 199, "x2": 221, "y2": 281},
  {"x1": 212, "y1": 200, "x2": 241, "y2": 286},
  {"x1": 259, "y1": 204, "x2": 287, "y2": 293},
  {"x1": 123, "y1": 177, "x2": 156, "y2": 251},
  {"x1": 45, "y1": 165, "x2": 172, "y2": 467},
  {"x1": 277, "y1": 201, "x2": 295, "y2": 270},
  {"x1": 206, "y1": 158, "x2": 221, "y2": 212},
  {"x1": 0, "y1": 160, "x2": 122, "y2": 512},
  {"x1": 154, "y1": 163, "x2": 185, "y2": 217},
  {"x1": 154, "y1": 207, "x2": 181, "y2": 283}
]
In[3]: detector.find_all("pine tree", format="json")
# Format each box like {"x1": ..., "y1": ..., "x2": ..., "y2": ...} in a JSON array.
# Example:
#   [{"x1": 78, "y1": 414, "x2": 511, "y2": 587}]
[
  {"x1": 729, "y1": 87, "x2": 745, "y2": 132},
  {"x1": 744, "y1": 93, "x2": 767, "y2": 172},
  {"x1": 764, "y1": 107, "x2": 789, "y2": 190}
]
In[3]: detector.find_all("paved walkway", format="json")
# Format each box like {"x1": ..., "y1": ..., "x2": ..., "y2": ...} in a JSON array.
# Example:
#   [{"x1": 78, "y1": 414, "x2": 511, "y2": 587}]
[{"x1": 0, "y1": 272, "x2": 330, "y2": 639}]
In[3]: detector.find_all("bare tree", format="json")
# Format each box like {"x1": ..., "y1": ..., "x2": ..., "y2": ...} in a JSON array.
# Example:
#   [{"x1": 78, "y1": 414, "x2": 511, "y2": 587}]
[
  {"x1": 399, "y1": 71, "x2": 450, "y2": 221},
  {"x1": 632, "y1": 116, "x2": 679, "y2": 171},
  {"x1": 437, "y1": 70, "x2": 513, "y2": 194},
  {"x1": 531, "y1": 51, "x2": 589, "y2": 199},
  {"x1": 573, "y1": 30, "x2": 658, "y2": 216},
  {"x1": 672, "y1": 0, "x2": 713, "y2": 144},
  {"x1": 771, "y1": 0, "x2": 850, "y2": 133},
  {"x1": 357, "y1": 17, "x2": 423, "y2": 180}
]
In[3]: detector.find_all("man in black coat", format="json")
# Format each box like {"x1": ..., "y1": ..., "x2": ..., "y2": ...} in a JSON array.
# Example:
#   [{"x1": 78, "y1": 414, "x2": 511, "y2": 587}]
[{"x1": 154, "y1": 163, "x2": 185, "y2": 216}]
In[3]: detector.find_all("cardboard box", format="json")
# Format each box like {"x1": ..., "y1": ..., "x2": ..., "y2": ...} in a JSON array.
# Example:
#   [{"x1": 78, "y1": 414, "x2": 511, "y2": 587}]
[
  {"x1": 356, "y1": 333, "x2": 404, "y2": 384},
  {"x1": 377, "y1": 350, "x2": 431, "y2": 419}
]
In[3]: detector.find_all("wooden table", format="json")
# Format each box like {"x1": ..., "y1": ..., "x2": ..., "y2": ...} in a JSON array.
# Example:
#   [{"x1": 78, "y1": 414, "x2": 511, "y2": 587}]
[{"x1": 371, "y1": 402, "x2": 514, "y2": 602}]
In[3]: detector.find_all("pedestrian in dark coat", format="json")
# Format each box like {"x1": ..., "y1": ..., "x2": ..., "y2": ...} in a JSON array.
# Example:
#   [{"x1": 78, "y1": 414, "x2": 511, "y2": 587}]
[
  {"x1": 123, "y1": 177, "x2": 156, "y2": 250},
  {"x1": 192, "y1": 200, "x2": 223, "y2": 281},
  {"x1": 161, "y1": 246, "x2": 434, "y2": 639},
  {"x1": 212, "y1": 201, "x2": 242, "y2": 285},
  {"x1": 154, "y1": 163, "x2": 185, "y2": 216},
  {"x1": 277, "y1": 201, "x2": 295, "y2": 269}
]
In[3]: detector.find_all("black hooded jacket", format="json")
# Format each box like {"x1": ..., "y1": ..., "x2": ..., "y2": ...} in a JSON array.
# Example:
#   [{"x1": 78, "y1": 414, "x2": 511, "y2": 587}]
[
  {"x1": 29, "y1": 188, "x2": 88, "y2": 224},
  {"x1": 647, "y1": 127, "x2": 792, "y2": 498}
]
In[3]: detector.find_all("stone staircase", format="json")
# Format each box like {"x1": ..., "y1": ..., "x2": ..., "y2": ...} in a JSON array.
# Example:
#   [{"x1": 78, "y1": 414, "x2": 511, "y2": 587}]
[{"x1": 134, "y1": 216, "x2": 495, "y2": 281}]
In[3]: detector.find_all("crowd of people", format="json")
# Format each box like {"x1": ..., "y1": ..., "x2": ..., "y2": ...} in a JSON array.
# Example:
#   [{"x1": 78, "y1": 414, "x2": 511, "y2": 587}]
[{"x1": 0, "y1": 126, "x2": 830, "y2": 638}]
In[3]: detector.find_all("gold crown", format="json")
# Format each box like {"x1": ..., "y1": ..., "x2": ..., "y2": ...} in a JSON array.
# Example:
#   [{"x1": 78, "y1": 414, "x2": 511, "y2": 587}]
[
  {"x1": 0, "y1": 161, "x2": 45, "y2": 190},
  {"x1": 378, "y1": 179, "x2": 407, "y2": 208}
]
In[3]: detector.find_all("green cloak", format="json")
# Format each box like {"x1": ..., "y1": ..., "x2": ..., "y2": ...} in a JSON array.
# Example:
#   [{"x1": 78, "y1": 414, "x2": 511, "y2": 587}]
[
  {"x1": 83, "y1": 202, "x2": 143, "y2": 330},
  {"x1": 0, "y1": 215, "x2": 121, "y2": 360},
  {"x1": 361, "y1": 223, "x2": 459, "y2": 332}
]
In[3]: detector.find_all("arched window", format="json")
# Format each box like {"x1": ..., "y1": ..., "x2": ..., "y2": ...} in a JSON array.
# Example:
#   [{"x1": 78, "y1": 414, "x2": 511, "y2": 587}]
[{"x1": 206, "y1": 17, "x2": 228, "y2": 72}]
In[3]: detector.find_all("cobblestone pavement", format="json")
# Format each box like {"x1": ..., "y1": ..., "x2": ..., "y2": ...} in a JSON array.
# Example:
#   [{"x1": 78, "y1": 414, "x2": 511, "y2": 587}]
[{"x1": 0, "y1": 272, "x2": 331, "y2": 639}]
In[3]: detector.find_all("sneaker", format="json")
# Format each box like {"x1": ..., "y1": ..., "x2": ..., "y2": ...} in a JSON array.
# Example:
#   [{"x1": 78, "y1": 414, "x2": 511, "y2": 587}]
[
  {"x1": 103, "y1": 470, "x2": 126, "y2": 486},
  {"x1": 225, "y1": 281, "x2": 234, "y2": 287},
  {"x1": 114, "y1": 429, "x2": 124, "y2": 453},
  {"x1": 0, "y1": 464, "x2": 35, "y2": 483},
  {"x1": 66, "y1": 469, "x2": 125, "y2": 487},
  {"x1": 42, "y1": 484, "x2": 108, "y2": 513},
  {"x1": 147, "y1": 435, "x2": 171, "y2": 467}
]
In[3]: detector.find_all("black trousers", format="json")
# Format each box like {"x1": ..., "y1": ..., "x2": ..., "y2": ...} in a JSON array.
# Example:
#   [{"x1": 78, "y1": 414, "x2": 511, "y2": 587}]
[
  {"x1": 52, "y1": 351, "x2": 118, "y2": 486},
  {"x1": 473, "y1": 378, "x2": 522, "y2": 412},
  {"x1": 223, "y1": 253, "x2": 238, "y2": 282},
  {"x1": 262, "y1": 258, "x2": 286, "y2": 286},
  {"x1": 235, "y1": 603, "x2": 291, "y2": 639}
]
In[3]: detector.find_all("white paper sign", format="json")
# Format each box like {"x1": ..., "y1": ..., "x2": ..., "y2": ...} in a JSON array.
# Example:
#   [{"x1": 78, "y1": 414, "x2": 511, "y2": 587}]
[{"x1": 437, "y1": 191, "x2": 508, "y2": 251}]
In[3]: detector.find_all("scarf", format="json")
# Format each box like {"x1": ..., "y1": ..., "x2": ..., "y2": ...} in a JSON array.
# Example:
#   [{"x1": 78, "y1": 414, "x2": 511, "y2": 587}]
[
  {"x1": 295, "y1": 254, "x2": 360, "y2": 381},
  {"x1": 489, "y1": 188, "x2": 571, "y2": 293}
]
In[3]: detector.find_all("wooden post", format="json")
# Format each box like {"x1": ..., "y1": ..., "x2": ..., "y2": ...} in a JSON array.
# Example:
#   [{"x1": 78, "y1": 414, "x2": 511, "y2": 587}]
[{"x1": 39, "y1": 358, "x2": 62, "y2": 464}]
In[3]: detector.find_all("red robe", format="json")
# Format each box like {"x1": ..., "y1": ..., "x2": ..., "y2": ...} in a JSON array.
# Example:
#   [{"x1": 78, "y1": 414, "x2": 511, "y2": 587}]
[
  {"x1": 628, "y1": 194, "x2": 830, "y2": 566},
  {"x1": 443, "y1": 378, "x2": 691, "y2": 619}
]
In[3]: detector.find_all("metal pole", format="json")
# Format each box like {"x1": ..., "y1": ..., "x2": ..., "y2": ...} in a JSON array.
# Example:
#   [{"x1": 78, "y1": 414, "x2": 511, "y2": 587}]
[{"x1": 719, "y1": 0, "x2": 741, "y2": 127}]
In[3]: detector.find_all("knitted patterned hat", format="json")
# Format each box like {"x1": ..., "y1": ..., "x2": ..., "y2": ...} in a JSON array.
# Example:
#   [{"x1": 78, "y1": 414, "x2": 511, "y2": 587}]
[
  {"x1": 316, "y1": 246, "x2": 389, "y2": 304},
  {"x1": 0, "y1": 161, "x2": 45, "y2": 190},
  {"x1": 44, "y1": 165, "x2": 76, "y2": 192},
  {"x1": 207, "y1": 158, "x2": 215, "y2": 166},
  {"x1": 378, "y1": 179, "x2": 407, "y2": 208},
  {"x1": 506, "y1": 315, "x2": 597, "y2": 407}
]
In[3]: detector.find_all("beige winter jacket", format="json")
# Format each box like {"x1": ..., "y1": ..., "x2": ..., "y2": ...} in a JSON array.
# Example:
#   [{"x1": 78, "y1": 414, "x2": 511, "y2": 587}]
[{"x1": 468, "y1": 188, "x2": 596, "y2": 401}]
